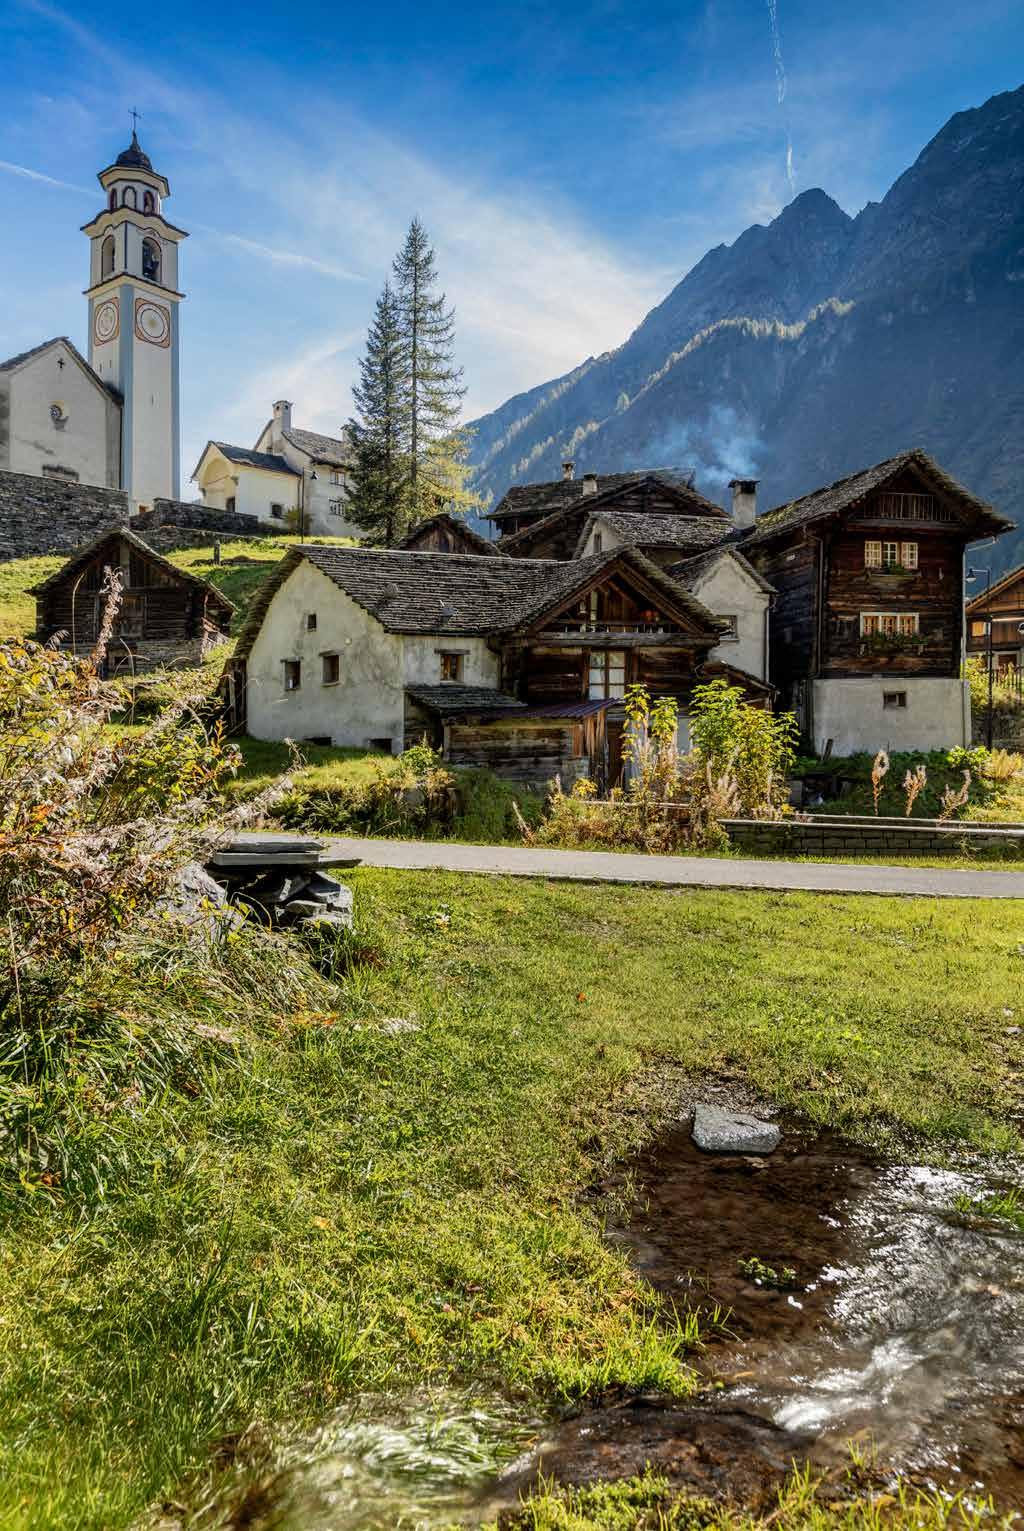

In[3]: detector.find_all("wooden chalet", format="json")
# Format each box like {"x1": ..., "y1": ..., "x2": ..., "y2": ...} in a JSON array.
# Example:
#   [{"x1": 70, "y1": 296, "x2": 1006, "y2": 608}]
[
  {"x1": 398, "y1": 513, "x2": 504, "y2": 557},
  {"x1": 490, "y1": 469, "x2": 733, "y2": 562},
  {"x1": 965, "y1": 564, "x2": 1024, "y2": 674},
  {"x1": 33, "y1": 527, "x2": 234, "y2": 674},
  {"x1": 229, "y1": 543, "x2": 747, "y2": 785},
  {"x1": 741, "y1": 449, "x2": 1014, "y2": 753}
]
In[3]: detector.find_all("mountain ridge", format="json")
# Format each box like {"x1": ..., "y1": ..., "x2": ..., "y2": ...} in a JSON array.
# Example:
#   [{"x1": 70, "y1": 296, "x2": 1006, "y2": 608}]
[{"x1": 469, "y1": 85, "x2": 1024, "y2": 573}]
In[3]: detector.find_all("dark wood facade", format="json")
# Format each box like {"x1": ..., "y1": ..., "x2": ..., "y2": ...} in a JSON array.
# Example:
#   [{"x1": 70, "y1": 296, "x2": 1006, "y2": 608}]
[
  {"x1": 34, "y1": 529, "x2": 233, "y2": 673},
  {"x1": 743, "y1": 458, "x2": 1013, "y2": 730},
  {"x1": 965, "y1": 564, "x2": 1024, "y2": 673},
  {"x1": 497, "y1": 475, "x2": 729, "y2": 560},
  {"x1": 399, "y1": 513, "x2": 502, "y2": 557}
]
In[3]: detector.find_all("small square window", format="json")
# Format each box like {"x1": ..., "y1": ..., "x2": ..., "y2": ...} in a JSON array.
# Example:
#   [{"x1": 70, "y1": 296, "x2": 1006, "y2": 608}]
[
  {"x1": 329, "y1": 498, "x2": 345, "y2": 517},
  {"x1": 322, "y1": 653, "x2": 339, "y2": 685},
  {"x1": 883, "y1": 691, "x2": 907, "y2": 709},
  {"x1": 593, "y1": 532, "x2": 603, "y2": 553},
  {"x1": 271, "y1": 502, "x2": 284, "y2": 519},
  {"x1": 439, "y1": 652, "x2": 463, "y2": 682},
  {"x1": 306, "y1": 613, "x2": 317, "y2": 631},
  {"x1": 719, "y1": 614, "x2": 738, "y2": 640},
  {"x1": 283, "y1": 659, "x2": 301, "y2": 691}
]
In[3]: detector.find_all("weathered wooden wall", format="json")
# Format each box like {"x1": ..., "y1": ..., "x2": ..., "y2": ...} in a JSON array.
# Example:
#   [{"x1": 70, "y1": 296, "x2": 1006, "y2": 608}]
[{"x1": 822, "y1": 525, "x2": 962, "y2": 677}]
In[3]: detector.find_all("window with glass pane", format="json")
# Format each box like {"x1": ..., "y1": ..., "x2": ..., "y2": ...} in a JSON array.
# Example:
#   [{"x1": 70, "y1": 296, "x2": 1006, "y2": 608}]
[
  {"x1": 899, "y1": 614, "x2": 919, "y2": 636},
  {"x1": 901, "y1": 542, "x2": 918, "y2": 568},
  {"x1": 589, "y1": 650, "x2": 626, "y2": 699},
  {"x1": 861, "y1": 614, "x2": 880, "y2": 636},
  {"x1": 881, "y1": 614, "x2": 898, "y2": 635},
  {"x1": 883, "y1": 541, "x2": 899, "y2": 567},
  {"x1": 865, "y1": 541, "x2": 882, "y2": 568}
]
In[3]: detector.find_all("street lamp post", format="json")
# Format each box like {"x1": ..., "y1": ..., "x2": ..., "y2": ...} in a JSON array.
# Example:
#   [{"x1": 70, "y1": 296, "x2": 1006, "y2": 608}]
[{"x1": 966, "y1": 566, "x2": 994, "y2": 749}]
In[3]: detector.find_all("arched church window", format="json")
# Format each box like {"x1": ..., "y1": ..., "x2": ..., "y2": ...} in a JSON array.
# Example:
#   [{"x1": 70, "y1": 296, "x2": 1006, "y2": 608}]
[
  {"x1": 101, "y1": 234, "x2": 115, "y2": 280},
  {"x1": 123, "y1": 187, "x2": 136, "y2": 210},
  {"x1": 108, "y1": 187, "x2": 118, "y2": 211},
  {"x1": 142, "y1": 190, "x2": 155, "y2": 215},
  {"x1": 142, "y1": 237, "x2": 161, "y2": 284}
]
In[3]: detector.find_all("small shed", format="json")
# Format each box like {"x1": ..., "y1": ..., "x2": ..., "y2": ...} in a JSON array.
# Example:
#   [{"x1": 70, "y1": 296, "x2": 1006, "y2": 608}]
[
  {"x1": 32, "y1": 526, "x2": 234, "y2": 674},
  {"x1": 398, "y1": 514, "x2": 505, "y2": 557}
]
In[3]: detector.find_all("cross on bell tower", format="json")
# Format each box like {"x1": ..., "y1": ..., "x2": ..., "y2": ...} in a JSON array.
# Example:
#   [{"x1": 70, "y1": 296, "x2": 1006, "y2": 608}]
[{"x1": 81, "y1": 127, "x2": 188, "y2": 508}]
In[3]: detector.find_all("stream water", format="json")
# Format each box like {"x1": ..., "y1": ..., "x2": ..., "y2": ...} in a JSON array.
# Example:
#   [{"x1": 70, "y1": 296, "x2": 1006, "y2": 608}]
[
  {"x1": 505, "y1": 1127, "x2": 1024, "y2": 1513},
  {"x1": 235, "y1": 1126, "x2": 1024, "y2": 1526}
]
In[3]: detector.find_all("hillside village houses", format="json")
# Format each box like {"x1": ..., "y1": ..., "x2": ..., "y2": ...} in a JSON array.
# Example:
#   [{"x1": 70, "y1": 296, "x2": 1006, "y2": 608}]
[
  {"x1": 191, "y1": 401, "x2": 358, "y2": 538},
  {"x1": 0, "y1": 129, "x2": 1019, "y2": 774}
]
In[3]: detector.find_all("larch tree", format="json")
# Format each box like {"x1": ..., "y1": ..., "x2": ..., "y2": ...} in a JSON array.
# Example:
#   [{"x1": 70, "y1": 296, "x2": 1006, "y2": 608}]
[
  {"x1": 346, "y1": 281, "x2": 412, "y2": 545},
  {"x1": 392, "y1": 217, "x2": 481, "y2": 528}
]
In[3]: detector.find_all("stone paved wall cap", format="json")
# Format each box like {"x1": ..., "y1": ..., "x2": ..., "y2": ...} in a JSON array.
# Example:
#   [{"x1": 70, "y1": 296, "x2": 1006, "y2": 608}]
[{"x1": 692, "y1": 1103, "x2": 781, "y2": 1155}]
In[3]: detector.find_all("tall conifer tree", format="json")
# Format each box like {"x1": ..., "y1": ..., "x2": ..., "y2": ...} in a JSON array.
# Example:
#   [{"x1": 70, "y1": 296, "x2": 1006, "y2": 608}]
[
  {"x1": 346, "y1": 281, "x2": 411, "y2": 545},
  {"x1": 392, "y1": 218, "x2": 480, "y2": 526}
]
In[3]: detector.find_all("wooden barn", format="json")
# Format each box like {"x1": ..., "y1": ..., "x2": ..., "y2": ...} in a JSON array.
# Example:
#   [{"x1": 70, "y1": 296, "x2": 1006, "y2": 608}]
[
  {"x1": 740, "y1": 450, "x2": 1014, "y2": 754},
  {"x1": 965, "y1": 563, "x2": 1024, "y2": 675},
  {"x1": 32, "y1": 527, "x2": 234, "y2": 674},
  {"x1": 398, "y1": 513, "x2": 504, "y2": 557}
]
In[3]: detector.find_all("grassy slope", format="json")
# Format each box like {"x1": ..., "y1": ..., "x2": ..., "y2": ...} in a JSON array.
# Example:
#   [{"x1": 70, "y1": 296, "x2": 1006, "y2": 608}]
[
  {"x1": 3, "y1": 873, "x2": 1022, "y2": 1528},
  {"x1": 0, "y1": 535, "x2": 354, "y2": 640}
]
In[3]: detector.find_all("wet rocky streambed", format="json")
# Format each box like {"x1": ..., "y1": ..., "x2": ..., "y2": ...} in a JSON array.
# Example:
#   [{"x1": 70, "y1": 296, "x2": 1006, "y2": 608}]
[{"x1": 228, "y1": 1114, "x2": 1024, "y2": 1528}]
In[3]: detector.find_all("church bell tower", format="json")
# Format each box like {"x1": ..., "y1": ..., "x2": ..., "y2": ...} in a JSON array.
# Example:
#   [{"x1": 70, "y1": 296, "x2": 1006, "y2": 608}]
[{"x1": 82, "y1": 126, "x2": 187, "y2": 509}]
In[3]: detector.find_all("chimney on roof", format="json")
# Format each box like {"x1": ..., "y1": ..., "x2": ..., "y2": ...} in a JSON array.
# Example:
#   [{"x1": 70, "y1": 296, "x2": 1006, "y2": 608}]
[
  {"x1": 562, "y1": 460, "x2": 575, "y2": 480},
  {"x1": 271, "y1": 400, "x2": 293, "y2": 452},
  {"x1": 729, "y1": 477, "x2": 758, "y2": 529},
  {"x1": 581, "y1": 471, "x2": 599, "y2": 496}
]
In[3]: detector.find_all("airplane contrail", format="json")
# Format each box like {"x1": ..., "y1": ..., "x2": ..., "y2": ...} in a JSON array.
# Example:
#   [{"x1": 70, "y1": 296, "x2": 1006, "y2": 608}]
[{"x1": 765, "y1": 0, "x2": 796, "y2": 196}]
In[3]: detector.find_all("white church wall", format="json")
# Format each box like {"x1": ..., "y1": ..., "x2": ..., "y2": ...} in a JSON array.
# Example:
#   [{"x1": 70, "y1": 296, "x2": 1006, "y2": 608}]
[
  {"x1": 130, "y1": 299, "x2": 177, "y2": 509},
  {"x1": 0, "y1": 343, "x2": 119, "y2": 489},
  {"x1": 246, "y1": 561, "x2": 405, "y2": 750}
]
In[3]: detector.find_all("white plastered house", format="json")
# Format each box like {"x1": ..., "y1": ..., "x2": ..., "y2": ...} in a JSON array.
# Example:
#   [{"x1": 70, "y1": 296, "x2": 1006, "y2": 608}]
[{"x1": 193, "y1": 400, "x2": 357, "y2": 536}]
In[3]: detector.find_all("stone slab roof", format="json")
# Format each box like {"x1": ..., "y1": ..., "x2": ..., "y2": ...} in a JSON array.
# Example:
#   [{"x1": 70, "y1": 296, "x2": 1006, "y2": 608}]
[
  {"x1": 234, "y1": 543, "x2": 725, "y2": 660},
  {"x1": 399, "y1": 513, "x2": 505, "y2": 556},
  {"x1": 405, "y1": 684, "x2": 526, "y2": 718},
  {"x1": 669, "y1": 546, "x2": 776, "y2": 596},
  {"x1": 283, "y1": 427, "x2": 351, "y2": 468},
  {"x1": 206, "y1": 441, "x2": 299, "y2": 476},
  {"x1": 490, "y1": 468, "x2": 724, "y2": 522},
  {"x1": 29, "y1": 525, "x2": 235, "y2": 613},
  {"x1": 575, "y1": 511, "x2": 737, "y2": 557},
  {"x1": 743, "y1": 449, "x2": 1014, "y2": 546}
]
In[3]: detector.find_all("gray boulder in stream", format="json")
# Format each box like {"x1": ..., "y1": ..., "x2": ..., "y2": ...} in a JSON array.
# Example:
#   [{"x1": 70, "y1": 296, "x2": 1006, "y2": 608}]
[{"x1": 692, "y1": 1104, "x2": 780, "y2": 1154}]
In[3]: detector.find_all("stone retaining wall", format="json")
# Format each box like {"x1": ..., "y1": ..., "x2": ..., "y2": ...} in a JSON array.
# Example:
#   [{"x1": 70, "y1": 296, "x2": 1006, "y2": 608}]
[
  {"x1": 137, "y1": 500, "x2": 283, "y2": 540},
  {"x1": 0, "y1": 469, "x2": 129, "y2": 560},
  {"x1": 722, "y1": 816, "x2": 1024, "y2": 856}
]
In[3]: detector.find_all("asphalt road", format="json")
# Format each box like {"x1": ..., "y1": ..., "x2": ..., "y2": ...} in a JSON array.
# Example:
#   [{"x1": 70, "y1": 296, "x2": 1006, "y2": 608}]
[{"x1": 298, "y1": 834, "x2": 1024, "y2": 899}]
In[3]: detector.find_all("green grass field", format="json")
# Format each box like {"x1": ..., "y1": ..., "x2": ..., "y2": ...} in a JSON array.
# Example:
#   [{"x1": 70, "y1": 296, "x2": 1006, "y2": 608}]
[
  {"x1": 0, "y1": 534, "x2": 354, "y2": 640},
  {"x1": 2, "y1": 872, "x2": 1022, "y2": 1527}
]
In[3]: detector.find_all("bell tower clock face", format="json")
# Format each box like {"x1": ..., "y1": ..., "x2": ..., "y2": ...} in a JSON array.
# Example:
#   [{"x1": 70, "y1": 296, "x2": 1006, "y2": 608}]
[
  {"x1": 134, "y1": 298, "x2": 171, "y2": 348},
  {"x1": 93, "y1": 298, "x2": 119, "y2": 345}
]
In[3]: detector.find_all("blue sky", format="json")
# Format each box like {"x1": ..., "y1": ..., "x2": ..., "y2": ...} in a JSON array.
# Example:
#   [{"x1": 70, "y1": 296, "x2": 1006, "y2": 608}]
[{"x1": 1, "y1": 0, "x2": 1021, "y2": 489}]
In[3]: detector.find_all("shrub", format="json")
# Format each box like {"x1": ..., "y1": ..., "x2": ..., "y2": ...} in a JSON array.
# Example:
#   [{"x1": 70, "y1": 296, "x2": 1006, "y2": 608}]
[
  {"x1": 0, "y1": 610, "x2": 291, "y2": 1187},
  {"x1": 688, "y1": 678, "x2": 797, "y2": 821}
]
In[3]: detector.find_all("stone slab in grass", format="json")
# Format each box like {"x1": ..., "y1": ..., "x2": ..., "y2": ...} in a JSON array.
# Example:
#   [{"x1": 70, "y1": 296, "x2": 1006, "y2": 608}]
[{"x1": 692, "y1": 1104, "x2": 781, "y2": 1155}]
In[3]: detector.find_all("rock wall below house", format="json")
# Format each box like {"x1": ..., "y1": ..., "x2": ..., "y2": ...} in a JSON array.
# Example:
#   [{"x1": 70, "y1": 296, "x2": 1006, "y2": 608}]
[
  {"x1": 723, "y1": 815, "x2": 1024, "y2": 856},
  {"x1": 137, "y1": 500, "x2": 284, "y2": 540},
  {"x1": 0, "y1": 469, "x2": 129, "y2": 560}
]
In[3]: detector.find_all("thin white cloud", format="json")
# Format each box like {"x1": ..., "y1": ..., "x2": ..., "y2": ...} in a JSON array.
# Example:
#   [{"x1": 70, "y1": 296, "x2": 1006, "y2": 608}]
[
  {"x1": 191, "y1": 224, "x2": 368, "y2": 284},
  {"x1": 0, "y1": 159, "x2": 91, "y2": 196}
]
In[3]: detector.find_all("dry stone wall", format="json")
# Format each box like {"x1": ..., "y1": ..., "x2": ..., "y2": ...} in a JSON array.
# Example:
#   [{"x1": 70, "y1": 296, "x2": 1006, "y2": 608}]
[{"x1": 0, "y1": 469, "x2": 129, "y2": 560}]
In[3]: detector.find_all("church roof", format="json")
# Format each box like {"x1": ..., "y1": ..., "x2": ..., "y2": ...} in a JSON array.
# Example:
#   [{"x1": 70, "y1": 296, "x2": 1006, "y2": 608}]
[
  {"x1": 0, "y1": 335, "x2": 122, "y2": 404},
  {"x1": 282, "y1": 427, "x2": 352, "y2": 468},
  {"x1": 115, "y1": 130, "x2": 153, "y2": 172}
]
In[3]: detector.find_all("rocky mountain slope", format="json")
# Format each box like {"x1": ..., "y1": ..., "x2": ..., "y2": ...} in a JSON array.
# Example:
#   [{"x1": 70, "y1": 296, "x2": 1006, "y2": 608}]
[{"x1": 469, "y1": 86, "x2": 1024, "y2": 572}]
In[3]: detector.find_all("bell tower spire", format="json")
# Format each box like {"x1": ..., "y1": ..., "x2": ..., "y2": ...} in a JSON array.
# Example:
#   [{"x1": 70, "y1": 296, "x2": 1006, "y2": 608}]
[{"x1": 82, "y1": 127, "x2": 187, "y2": 508}]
